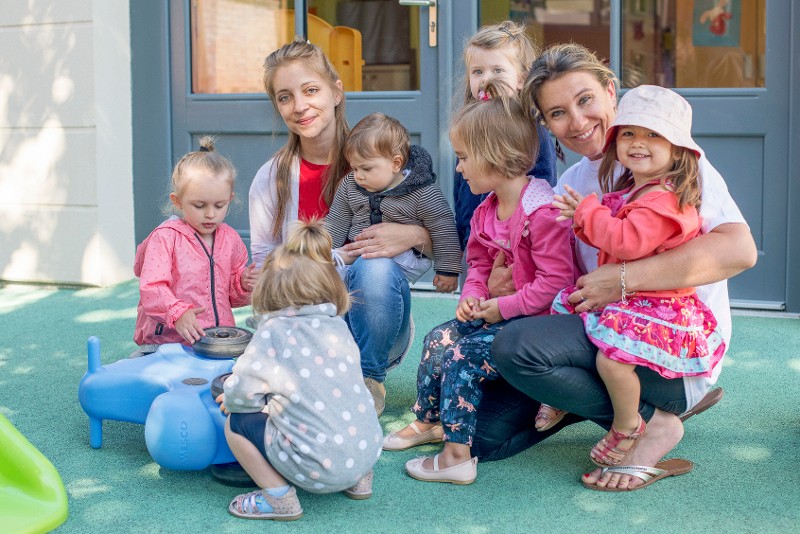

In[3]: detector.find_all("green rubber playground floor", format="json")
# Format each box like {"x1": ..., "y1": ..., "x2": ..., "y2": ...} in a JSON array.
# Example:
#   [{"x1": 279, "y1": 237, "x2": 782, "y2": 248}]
[{"x1": 1, "y1": 280, "x2": 798, "y2": 533}]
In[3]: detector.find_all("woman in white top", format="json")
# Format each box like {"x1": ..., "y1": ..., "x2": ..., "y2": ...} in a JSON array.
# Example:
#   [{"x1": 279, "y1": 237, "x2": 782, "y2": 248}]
[
  {"x1": 474, "y1": 43, "x2": 757, "y2": 492},
  {"x1": 249, "y1": 39, "x2": 433, "y2": 416}
]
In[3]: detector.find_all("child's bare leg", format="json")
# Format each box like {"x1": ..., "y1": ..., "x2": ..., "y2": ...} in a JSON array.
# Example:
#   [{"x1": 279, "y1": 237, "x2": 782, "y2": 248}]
[
  {"x1": 225, "y1": 417, "x2": 287, "y2": 489},
  {"x1": 596, "y1": 350, "x2": 640, "y2": 433},
  {"x1": 592, "y1": 350, "x2": 645, "y2": 465}
]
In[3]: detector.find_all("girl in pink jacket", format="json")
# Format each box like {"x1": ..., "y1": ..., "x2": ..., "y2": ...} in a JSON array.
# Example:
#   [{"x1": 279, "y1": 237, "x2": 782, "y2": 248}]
[
  {"x1": 133, "y1": 137, "x2": 256, "y2": 353},
  {"x1": 383, "y1": 81, "x2": 575, "y2": 485}
]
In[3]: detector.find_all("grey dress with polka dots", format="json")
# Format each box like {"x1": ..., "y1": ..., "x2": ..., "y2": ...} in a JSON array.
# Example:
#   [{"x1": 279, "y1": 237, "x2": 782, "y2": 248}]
[{"x1": 224, "y1": 303, "x2": 383, "y2": 493}]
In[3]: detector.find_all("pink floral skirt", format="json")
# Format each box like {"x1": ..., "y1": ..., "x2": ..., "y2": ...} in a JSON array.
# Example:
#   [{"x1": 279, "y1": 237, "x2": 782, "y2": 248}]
[{"x1": 552, "y1": 286, "x2": 725, "y2": 379}]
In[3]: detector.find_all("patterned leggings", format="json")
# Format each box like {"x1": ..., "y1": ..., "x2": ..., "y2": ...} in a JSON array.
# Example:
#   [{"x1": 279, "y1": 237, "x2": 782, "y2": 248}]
[{"x1": 413, "y1": 318, "x2": 506, "y2": 446}]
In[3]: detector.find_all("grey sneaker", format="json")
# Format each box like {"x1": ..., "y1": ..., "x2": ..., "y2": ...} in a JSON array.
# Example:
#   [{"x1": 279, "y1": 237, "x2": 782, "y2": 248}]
[{"x1": 364, "y1": 377, "x2": 386, "y2": 417}]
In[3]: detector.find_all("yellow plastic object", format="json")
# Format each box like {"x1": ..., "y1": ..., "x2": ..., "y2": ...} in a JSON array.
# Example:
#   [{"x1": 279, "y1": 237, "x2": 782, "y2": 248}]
[
  {"x1": 283, "y1": 11, "x2": 364, "y2": 92},
  {"x1": 0, "y1": 414, "x2": 68, "y2": 534},
  {"x1": 329, "y1": 26, "x2": 363, "y2": 92}
]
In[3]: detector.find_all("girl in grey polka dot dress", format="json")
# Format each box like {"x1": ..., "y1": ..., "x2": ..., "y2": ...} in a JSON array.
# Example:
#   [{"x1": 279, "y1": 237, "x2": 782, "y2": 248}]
[{"x1": 220, "y1": 221, "x2": 382, "y2": 521}]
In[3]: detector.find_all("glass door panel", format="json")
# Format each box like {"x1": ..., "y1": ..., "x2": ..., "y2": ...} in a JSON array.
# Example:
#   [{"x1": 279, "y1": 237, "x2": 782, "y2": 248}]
[
  {"x1": 310, "y1": 0, "x2": 420, "y2": 91},
  {"x1": 480, "y1": 0, "x2": 610, "y2": 61},
  {"x1": 191, "y1": 0, "x2": 294, "y2": 94},
  {"x1": 190, "y1": 0, "x2": 421, "y2": 94},
  {"x1": 621, "y1": 0, "x2": 765, "y2": 89}
]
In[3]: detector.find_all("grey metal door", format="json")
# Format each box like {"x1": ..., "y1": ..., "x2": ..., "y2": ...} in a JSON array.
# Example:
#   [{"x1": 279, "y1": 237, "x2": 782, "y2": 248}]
[
  {"x1": 550, "y1": 1, "x2": 790, "y2": 310},
  {"x1": 658, "y1": 3, "x2": 789, "y2": 310},
  {"x1": 167, "y1": 0, "x2": 449, "y2": 267}
]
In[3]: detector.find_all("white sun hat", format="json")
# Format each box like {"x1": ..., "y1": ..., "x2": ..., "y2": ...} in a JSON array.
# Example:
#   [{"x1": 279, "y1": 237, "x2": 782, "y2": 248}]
[{"x1": 603, "y1": 84, "x2": 704, "y2": 159}]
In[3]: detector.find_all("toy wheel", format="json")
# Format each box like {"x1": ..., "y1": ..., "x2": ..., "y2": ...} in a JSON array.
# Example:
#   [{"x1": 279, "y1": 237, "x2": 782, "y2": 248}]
[
  {"x1": 193, "y1": 327, "x2": 253, "y2": 358},
  {"x1": 210, "y1": 372, "x2": 231, "y2": 399},
  {"x1": 211, "y1": 462, "x2": 257, "y2": 487}
]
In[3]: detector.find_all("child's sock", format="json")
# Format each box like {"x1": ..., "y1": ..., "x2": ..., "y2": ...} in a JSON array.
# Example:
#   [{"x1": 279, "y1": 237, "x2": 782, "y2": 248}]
[
  {"x1": 264, "y1": 485, "x2": 290, "y2": 498},
  {"x1": 248, "y1": 485, "x2": 290, "y2": 514}
]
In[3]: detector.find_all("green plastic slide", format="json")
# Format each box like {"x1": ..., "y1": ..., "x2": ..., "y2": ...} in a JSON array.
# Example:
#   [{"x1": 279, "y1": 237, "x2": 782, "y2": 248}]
[{"x1": 0, "y1": 414, "x2": 68, "y2": 533}]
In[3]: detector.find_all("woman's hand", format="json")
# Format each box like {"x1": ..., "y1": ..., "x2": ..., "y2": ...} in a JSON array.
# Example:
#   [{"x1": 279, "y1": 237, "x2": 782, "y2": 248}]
[
  {"x1": 456, "y1": 296, "x2": 480, "y2": 322},
  {"x1": 474, "y1": 298, "x2": 503, "y2": 324},
  {"x1": 343, "y1": 223, "x2": 432, "y2": 259},
  {"x1": 175, "y1": 307, "x2": 206, "y2": 343},
  {"x1": 487, "y1": 252, "x2": 515, "y2": 298},
  {"x1": 553, "y1": 184, "x2": 587, "y2": 221},
  {"x1": 569, "y1": 263, "x2": 622, "y2": 313}
]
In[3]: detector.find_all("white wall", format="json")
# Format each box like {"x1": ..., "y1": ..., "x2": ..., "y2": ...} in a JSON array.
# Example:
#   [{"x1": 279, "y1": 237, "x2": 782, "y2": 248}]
[{"x1": 0, "y1": 0, "x2": 134, "y2": 286}]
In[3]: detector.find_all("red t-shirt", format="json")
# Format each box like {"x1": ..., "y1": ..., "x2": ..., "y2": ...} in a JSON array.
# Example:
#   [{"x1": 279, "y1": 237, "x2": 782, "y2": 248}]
[{"x1": 298, "y1": 159, "x2": 331, "y2": 221}]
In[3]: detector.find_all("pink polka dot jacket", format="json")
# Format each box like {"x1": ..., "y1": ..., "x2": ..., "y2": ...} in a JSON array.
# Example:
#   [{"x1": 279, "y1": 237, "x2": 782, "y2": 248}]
[{"x1": 133, "y1": 217, "x2": 251, "y2": 345}]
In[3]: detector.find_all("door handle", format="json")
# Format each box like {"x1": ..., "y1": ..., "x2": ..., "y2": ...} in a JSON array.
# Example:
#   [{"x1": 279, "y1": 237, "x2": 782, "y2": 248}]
[{"x1": 398, "y1": 0, "x2": 437, "y2": 47}]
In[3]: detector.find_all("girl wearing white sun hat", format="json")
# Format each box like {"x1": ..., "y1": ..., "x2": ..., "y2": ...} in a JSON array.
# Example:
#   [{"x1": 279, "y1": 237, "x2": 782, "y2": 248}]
[{"x1": 547, "y1": 84, "x2": 725, "y2": 470}]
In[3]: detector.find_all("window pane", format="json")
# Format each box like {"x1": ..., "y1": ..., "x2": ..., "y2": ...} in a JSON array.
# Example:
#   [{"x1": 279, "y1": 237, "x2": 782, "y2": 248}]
[
  {"x1": 622, "y1": 0, "x2": 765, "y2": 88},
  {"x1": 191, "y1": 0, "x2": 420, "y2": 94},
  {"x1": 480, "y1": 0, "x2": 611, "y2": 64},
  {"x1": 680, "y1": 0, "x2": 766, "y2": 87},
  {"x1": 191, "y1": 0, "x2": 296, "y2": 94},
  {"x1": 479, "y1": 1, "x2": 765, "y2": 89},
  {"x1": 311, "y1": 0, "x2": 420, "y2": 91}
]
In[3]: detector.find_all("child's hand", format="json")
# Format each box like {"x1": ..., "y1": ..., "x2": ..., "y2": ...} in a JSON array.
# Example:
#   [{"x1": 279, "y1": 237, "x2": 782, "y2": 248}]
[
  {"x1": 215, "y1": 393, "x2": 229, "y2": 415},
  {"x1": 456, "y1": 296, "x2": 479, "y2": 322},
  {"x1": 242, "y1": 263, "x2": 259, "y2": 292},
  {"x1": 433, "y1": 274, "x2": 458, "y2": 293},
  {"x1": 553, "y1": 184, "x2": 588, "y2": 221},
  {"x1": 473, "y1": 298, "x2": 503, "y2": 324},
  {"x1": 333, "y1": 247, "x2": 356, "y2": 266},
  {"x1": 175, "y1": 307, "x2": 206, "y2": 343}
]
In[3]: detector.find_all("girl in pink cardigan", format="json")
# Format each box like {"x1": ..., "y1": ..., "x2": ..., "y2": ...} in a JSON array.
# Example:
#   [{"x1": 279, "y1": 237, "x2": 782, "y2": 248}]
[
  {"x1": 133, "y1": 137, "x2": 256, "y2": 354},
  {"x1": 383, "y1": 81, "x2": 575, "y2": 485}
]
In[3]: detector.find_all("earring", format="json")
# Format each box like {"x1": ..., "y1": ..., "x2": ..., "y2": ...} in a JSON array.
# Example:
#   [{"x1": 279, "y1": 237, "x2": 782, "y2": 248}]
[{"x1": 555, "y1": 139, "x2": 566, "y2": 163}]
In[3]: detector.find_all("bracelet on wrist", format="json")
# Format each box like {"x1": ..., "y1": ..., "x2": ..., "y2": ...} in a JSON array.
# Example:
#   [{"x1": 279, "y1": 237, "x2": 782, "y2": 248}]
[{"x1": 620, "y1": 261, "x2": 633, "y2": 303}]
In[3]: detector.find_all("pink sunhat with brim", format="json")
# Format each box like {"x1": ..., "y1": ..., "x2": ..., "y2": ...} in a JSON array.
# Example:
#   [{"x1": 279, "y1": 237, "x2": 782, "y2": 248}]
[{"x1": 602, "y1": 85, "x2": 704, "y2": 159}]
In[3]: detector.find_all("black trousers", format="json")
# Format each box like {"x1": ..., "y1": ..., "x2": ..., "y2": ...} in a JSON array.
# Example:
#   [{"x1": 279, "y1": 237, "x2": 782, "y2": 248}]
[{"x1": 471, "y1": 314, "x2": 687, "y2": 461}]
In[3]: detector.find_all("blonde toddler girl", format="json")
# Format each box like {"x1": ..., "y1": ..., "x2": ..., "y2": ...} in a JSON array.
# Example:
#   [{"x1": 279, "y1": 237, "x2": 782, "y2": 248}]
[
  {"x1": 133, "y1": 137, "x2": 255, "y2": 353},
  {"x1": 221, "y1": 220, "x2": 382, "y2": 520}
]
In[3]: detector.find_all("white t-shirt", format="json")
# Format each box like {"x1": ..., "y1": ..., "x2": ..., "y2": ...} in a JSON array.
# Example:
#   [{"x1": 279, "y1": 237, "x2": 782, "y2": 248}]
[{"x1": 555, "y1": 156, "x2": 748, "y2": 407}]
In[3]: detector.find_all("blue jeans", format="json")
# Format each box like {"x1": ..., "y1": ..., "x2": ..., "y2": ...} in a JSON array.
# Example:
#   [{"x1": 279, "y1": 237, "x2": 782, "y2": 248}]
[{"x1": 345, "y1": 257, "x2": 411, "y2": 382}]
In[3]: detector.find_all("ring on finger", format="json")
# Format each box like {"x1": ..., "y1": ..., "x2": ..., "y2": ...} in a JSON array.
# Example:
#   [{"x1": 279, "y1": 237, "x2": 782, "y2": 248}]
[{"x1": 578, "y1": 289, "x2": 587, "y2": 303}]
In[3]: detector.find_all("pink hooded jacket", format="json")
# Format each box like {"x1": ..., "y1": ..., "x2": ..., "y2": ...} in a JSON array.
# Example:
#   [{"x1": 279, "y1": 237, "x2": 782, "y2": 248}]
[
  {"x1": 133, "y1": 218, "x2": 251, "y2": 345},
  {"x1": 463, "y1": 178, "x2": 576, "y2": 320}
]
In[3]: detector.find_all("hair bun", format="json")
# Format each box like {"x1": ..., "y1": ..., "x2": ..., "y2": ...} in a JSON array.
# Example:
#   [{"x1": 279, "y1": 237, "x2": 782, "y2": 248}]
[
  {"x1": 284, "y1": 219, "x2": 334, "y2": 263},
  {"x1": 198, "y1": 136, "x2": 216, "y2": 153}
]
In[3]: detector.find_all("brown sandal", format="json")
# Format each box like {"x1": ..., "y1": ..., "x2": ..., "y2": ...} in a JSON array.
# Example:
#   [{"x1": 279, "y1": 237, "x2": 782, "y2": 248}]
[
  {"x1": 590, "y1": 416, "x2": 646, "y2": 467},
  {"x1": 535, "y1": 404, "x2": 568, "y2": 432}
]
